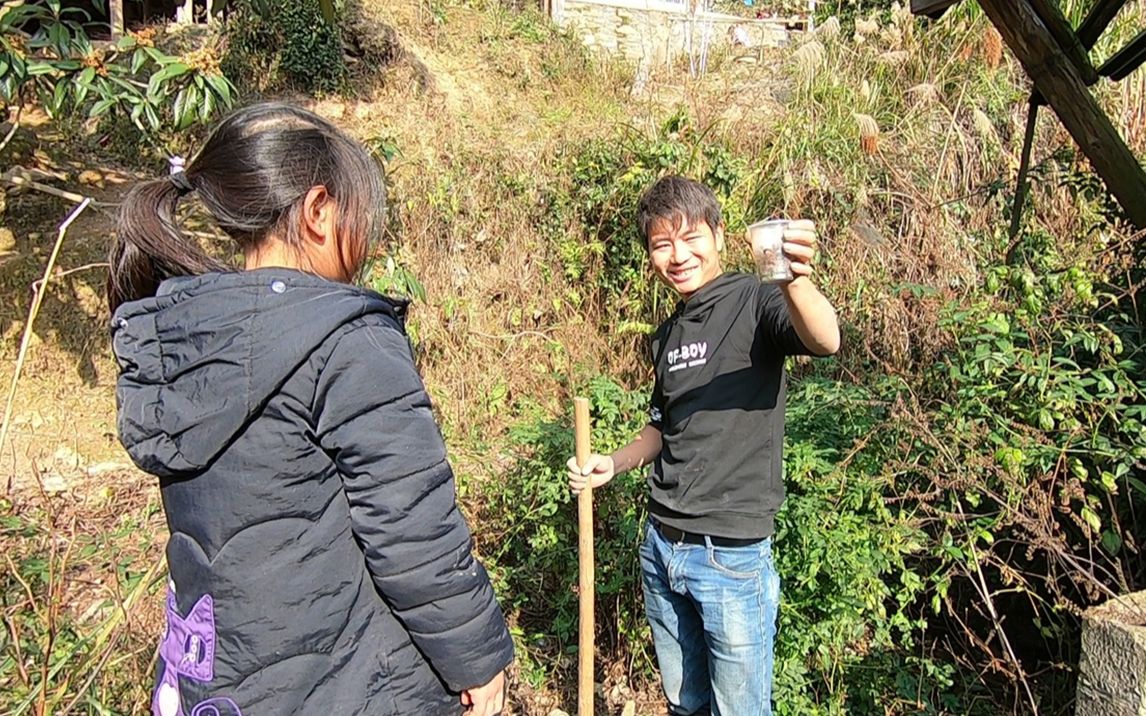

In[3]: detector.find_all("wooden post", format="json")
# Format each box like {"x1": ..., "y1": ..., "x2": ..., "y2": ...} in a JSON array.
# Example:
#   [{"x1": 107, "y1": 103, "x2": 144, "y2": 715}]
[
  {"x1": 977, "y1": 0, "x2": 1146, "y2": 229},
  {"x1": 573, "y1": 397, "x2": 594, "y2": 716},
  {"x1": 108, "y1": 0, "x2": 124, "y2": 38}
]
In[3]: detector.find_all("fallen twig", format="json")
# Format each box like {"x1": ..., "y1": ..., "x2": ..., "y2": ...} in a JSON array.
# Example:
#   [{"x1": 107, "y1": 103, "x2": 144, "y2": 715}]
[
  {"x1": 1, "y1": 197, "x2": 93, "y2": 495},
  {"x1": 2, "y1": 170, "x2": 91, "y2": 205},
  {"x1": 0, "y1": 105, "x2": 23, "y2": 156},
  {"x1": 31, "y1": 262, "x2": 110, "y2": 293}
]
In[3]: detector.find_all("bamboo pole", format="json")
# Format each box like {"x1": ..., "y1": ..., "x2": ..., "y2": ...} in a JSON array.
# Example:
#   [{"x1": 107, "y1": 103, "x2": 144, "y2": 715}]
[
  {"x1": 573, "y1": 397, "x2": 594, "y2": 716},
  {"x1": 1, "y1": 198, "x2": 93, "y2": 495}
]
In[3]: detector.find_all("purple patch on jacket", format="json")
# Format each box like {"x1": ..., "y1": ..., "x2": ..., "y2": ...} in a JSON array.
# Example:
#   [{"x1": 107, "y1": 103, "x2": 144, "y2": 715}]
[{"x1": 152, "y1": 590, "x2": 241, "y2": 716}]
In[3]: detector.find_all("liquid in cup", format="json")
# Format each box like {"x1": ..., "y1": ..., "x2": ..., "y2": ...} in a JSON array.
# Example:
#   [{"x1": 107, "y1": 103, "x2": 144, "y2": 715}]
[{"x1": 748, "y1": 219, "x2": 794, "y2": 284}]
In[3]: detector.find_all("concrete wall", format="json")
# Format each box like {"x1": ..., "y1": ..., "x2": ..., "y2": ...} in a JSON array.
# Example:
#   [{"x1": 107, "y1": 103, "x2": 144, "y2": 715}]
[{"x1": 559, "y1": 0, "x2": 796, "y2": 64}]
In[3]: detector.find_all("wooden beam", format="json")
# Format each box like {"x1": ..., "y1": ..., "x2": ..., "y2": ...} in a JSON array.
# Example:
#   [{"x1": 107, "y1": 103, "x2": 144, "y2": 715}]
[
  {"x1": 910, "y1": 0, "x2": 960, "y2": 19},
  {"x1": 1099, "y1": 28, "x2": 1146, "y2": 81},
  {"x1": 1077, "y1": 0, "x2": 1128, "y2": 50},
  {"x1": 1027, "y1": 0, "x2": 1098, "y2": 83},
  {"x1": 977, "y1": 0, "x2": 1146, "y2": 228}
]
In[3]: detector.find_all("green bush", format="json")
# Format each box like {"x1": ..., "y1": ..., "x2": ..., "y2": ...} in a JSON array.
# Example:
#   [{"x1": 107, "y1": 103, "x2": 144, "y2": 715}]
[
  {"x1": 474, "y1": 372, "x2": 975, "y2": 710},
  {"x1": 223, "y1": 0, "x2": 346, "y2": 94},
  {"x1": 475, "y1": 376, "x2": 654, "y2": 687},
  {"x1": 0, "y1": 3, "x2": 233, "y2": 140},
  {"x1": 545, "y1": 111, "x2": 752, "y2": 333}
]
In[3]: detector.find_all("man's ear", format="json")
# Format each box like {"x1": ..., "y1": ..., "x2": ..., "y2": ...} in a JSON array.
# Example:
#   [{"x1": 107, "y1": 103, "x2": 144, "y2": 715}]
[{"x1": 715, "y1": 224, "x2": 725, "y2": 252}]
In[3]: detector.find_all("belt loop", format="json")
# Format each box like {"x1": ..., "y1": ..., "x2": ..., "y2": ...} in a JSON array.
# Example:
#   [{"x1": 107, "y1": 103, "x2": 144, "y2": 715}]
[{"x1": 703, "y1": 535, "x2": 713, "y2": 549}]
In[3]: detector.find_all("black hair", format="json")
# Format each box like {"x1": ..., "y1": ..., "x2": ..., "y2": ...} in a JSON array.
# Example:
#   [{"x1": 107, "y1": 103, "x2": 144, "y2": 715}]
[
  {"x1": 108, "y1": 102, "x2": 386, "y2": 312},
  {"x1": 636, "y1": 175, "x2": 723, "y2": 245}
]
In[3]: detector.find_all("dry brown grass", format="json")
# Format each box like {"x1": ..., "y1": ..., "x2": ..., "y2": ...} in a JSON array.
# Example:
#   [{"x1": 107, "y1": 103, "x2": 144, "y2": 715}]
[{"x1": 4, "y1": 0, "x2": 1146, "y2": 712}]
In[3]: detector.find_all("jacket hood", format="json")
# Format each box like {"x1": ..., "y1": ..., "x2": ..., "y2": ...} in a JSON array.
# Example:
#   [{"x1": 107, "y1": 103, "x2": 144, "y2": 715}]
[{"x1": 112, "y1": 269, "x2": 406, "y2": 478}]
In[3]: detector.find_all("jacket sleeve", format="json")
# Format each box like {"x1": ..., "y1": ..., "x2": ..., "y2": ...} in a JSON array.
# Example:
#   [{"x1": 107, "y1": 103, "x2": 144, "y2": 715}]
[{"x1": 313, "y1": 315, "x2": 514, "y2": 692}]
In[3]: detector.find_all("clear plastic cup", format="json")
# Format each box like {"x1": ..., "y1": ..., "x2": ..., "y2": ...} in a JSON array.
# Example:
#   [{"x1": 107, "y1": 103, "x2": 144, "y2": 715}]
[{"x1": 748, "y1": 219, "x2": 794, "y2": 284}]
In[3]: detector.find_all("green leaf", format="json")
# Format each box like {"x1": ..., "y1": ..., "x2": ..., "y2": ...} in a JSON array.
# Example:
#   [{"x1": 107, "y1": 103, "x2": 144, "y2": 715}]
[
  {"x1": 74, "y1": 76, "x2": 88, "y2": 105},
  {"x1": 50, "y1": 79, "x2": 68, "y2": 114},
  {"x1": 26, "y1": 60, "x2": 57, "y2": 76},
  {"x1": 77, "y1": 65, "x2": 95, "y2": 85},
  {"x1": 89, "y1": 97, "x2": 116, "y2": 117},
  {"x1": 1101, "y1": 530, "x2": 1122, "y2": 555},
  {"x1": 131, "y1": 49, "x2": 148, "y2": 74},
  {"x1": 1126, "y1": 476, "x2": 1146, "y2": 498},
  {"x1": 201, "y1": 84, "x2": 216, "y2": 122},
  {"x1": 148, "y1": 61, "x2": 190, "y2": 94},
  {"x1": 172, "y1": 87, "x2": 189, "y2": 129},
  {"x1": 144, "y1": 103, "x2": 160, "y2": 131},
  {"x1": 206, "y1": 74, "x2": 232, "y2": 106},
  {"x1": 1080, "y1": 506, "x2": 1101, "y2": 533},
  {"x1": 178, "y1": 84, "x2": 199, "y2": 129}
]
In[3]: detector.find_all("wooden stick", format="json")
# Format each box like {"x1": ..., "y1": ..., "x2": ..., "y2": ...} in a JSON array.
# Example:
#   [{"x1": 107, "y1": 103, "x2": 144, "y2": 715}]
[
  {"x1": 573, "y1": 396, "x2": 594, "y2": 716},
  {"x1": 2, "y1": 171, "x2": 88, "y2": 205},
  {"x1": 1, "y1": 198, "x2": 93, "y2": 495}
]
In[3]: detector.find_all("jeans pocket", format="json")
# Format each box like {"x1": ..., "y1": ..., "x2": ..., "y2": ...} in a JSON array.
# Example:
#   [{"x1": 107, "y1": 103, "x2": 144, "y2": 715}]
[{"x1": 706, "y1": 543, "x2": 764, "y2": 579}]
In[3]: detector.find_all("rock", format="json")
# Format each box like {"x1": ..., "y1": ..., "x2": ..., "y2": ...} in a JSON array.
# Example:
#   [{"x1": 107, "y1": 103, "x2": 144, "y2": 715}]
[
  {"x1": 622, "y1": 701, "x2": 636, "y2": 716},
  {"x1": 53, "y1": 445, "x2": 83, "y2": 470},
  {"x1": 0, "y1": 227, "x2": 15, "y2": 252}
]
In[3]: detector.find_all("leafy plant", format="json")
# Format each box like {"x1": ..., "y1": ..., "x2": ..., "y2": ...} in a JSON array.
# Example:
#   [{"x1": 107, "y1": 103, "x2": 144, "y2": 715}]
[
  {"x1": 223, "y1": 0, "x2": 347, "y2": 94},
  {"x1": 475, "y1": 377, "x2": 654, "y2": 686},
  {"x1": 0, "y1": 2, "x2": 233, "y2": 139}
]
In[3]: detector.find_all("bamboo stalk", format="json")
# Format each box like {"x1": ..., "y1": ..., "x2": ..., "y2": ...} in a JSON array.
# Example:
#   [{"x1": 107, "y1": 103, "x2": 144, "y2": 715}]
[
  {"x1": 573, "y1": 396, "x2": 594, "y2": 716},
  {"x1": 1, "y1": 198, "x2": 93, "y2": 495}
]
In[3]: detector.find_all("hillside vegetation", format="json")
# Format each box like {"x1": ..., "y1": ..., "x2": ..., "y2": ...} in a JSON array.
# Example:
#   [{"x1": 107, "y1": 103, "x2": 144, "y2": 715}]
[{"x1": 1, "y1": 1, "x2": 1144, "y2": 714}]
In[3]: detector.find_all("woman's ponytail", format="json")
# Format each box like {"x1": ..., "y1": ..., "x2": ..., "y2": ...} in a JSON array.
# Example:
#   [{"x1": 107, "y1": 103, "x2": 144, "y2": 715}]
[
  {"x1": 107, "y1": 174, "x2": 227, "y2": 313},
  {"x1": 108, "y1": 102, "x2": 388, "y2": 313}
]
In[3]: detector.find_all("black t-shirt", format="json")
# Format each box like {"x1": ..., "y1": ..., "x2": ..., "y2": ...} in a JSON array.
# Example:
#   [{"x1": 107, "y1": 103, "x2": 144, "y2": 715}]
[{"x1": 647, "y1": 272, "x2": 816, "y2": 539}]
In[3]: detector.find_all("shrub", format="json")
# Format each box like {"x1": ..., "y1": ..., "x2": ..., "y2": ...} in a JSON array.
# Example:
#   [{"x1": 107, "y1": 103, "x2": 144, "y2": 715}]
[{"x1": 222, "y1": 0, "x2": 346, "y2": 94}]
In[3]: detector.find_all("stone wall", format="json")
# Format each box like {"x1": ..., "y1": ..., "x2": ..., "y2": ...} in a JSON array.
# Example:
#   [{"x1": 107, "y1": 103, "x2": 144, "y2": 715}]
[{"x1": 559, "y1": 0, "x2": 796, "y2": 65}]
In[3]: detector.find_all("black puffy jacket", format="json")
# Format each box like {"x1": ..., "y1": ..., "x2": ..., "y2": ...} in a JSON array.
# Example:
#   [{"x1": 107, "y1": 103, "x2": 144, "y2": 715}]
[{"x1": 113, "y1": 269, "x2": 513, "y2": 716}]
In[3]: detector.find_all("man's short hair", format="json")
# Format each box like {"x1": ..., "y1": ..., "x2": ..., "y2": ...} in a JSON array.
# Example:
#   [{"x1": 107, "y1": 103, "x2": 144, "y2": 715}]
[{"x1": 637, "y1": 176, "x2": 723, "y2": 244}]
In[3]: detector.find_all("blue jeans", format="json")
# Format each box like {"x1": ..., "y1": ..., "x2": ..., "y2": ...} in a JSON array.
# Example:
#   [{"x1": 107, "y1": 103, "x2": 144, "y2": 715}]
[{"x1": 639, "y1": 521, "x2": 780, "y2": 716}]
